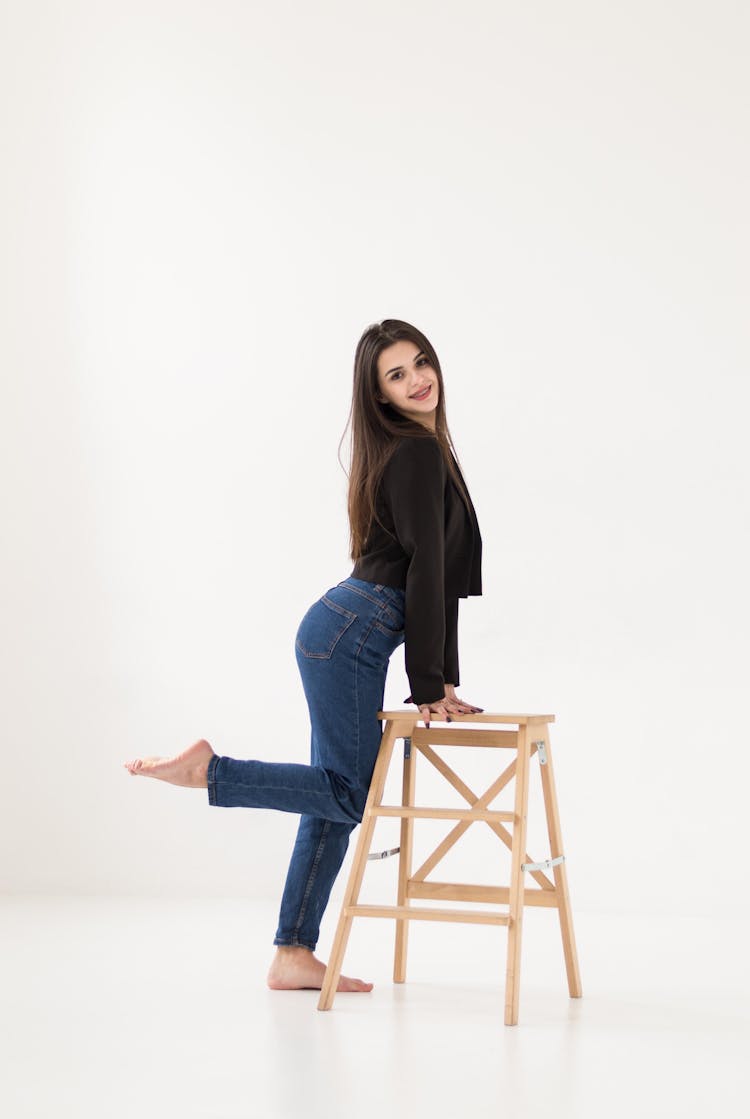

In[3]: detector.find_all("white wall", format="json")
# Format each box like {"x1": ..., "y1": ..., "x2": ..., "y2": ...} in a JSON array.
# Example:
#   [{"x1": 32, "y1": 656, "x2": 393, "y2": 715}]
[{"x1": 1, "y1": 0, "x2": 747, "y2": 919}]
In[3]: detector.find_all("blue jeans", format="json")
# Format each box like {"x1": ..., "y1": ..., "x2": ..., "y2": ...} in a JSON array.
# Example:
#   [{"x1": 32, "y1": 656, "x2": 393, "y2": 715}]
[{"x1": 206, "y1": 576, "x2": 406, "y2": 951}]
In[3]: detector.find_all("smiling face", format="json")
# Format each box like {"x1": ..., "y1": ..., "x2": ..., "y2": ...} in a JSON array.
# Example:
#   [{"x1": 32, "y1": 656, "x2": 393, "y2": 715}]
[{"x1": 375, "y1": 340, "x2": 440, "y2": 430}]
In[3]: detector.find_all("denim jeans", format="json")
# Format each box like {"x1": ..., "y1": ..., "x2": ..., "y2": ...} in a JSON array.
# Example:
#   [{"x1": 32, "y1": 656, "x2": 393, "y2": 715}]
[{"x1": 206, "y1": 576, "x2": 406, "y2": 951}]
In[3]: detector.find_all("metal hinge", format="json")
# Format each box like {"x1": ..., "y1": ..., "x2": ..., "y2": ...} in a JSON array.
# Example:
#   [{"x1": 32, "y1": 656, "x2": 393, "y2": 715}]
[
  {"x1": 367, "y1": 846, "x2": 400, "y2": 861},
  {"x1": 521, "y1": 854, "x2": 565, "y2": 872},
  {"x1": 403, "y1": 735, "x2": 412, "y2": 759},
  {"x1": 534, "y1": 740, "x2": 548, "y2": 765}
]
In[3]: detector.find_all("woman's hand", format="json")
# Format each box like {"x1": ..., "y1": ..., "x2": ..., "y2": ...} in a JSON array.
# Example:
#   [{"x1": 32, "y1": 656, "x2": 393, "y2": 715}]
[{"x1": 403, "y1": 684, "x2": 484, "y2": 728}]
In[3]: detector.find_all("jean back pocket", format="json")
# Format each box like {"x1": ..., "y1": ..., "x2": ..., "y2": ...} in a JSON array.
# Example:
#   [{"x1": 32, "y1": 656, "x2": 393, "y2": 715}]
[{"x1": 295, "y1": 595, "x2": 357, "y2": 659}]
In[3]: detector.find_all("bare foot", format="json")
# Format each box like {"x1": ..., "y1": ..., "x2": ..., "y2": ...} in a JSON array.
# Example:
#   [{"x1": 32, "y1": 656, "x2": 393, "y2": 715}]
[
  {"x1": 123, "y1": 738, "x2": 215, "y2": 788},
  {"x1": 267, "y1": 946, "x2": 373, "y2": 993}
]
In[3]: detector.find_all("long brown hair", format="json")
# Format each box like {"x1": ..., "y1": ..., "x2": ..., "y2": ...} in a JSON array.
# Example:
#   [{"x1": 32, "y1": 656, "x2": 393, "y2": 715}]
[{"x1": 338, "y1": 318, "x2": 473, "y2": 561}]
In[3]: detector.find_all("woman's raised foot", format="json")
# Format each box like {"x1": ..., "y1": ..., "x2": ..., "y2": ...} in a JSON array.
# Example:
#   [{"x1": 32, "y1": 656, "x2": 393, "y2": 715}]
[{"x1": 123, "y1": 738, "x2": 215, "y2": 788}]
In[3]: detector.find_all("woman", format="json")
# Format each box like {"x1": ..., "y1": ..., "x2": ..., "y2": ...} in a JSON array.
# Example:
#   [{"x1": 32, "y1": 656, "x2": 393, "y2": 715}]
[{"x1": 124, "y1": 318, "x2": 484, "y2": 993}]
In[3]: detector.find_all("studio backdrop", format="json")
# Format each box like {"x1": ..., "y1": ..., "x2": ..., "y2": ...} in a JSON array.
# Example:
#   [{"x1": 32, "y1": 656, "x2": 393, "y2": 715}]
[{"x1": 1, "y1": 0, "x2": 747, "y2": 923}]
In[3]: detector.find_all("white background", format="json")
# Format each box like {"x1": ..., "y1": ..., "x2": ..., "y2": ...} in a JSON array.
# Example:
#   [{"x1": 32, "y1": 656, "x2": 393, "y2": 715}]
[{"x1": 1, "y1": 0, "x2": 748, "y2": 924}]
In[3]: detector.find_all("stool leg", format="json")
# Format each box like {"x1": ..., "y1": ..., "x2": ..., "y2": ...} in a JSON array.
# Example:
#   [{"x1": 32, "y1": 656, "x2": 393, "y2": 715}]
[
  {"x1": 505, "y1": 724, "x2": 531, "y2": 1025},
  {"x1": 318, "y1": 719, "x2": 403, "y2": 1010},
  {"x1": 537, "y1": 722, "x2": 582, "y2": 998},
  {"x1": 394, "y1": 736, "x2": 416, "y2": 983}
]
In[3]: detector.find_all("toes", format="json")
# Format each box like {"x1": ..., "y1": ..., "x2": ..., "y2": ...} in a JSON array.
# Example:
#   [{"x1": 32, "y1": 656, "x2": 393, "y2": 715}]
[{"x1": 339, "y1": 976, "x2": 373, "y2": 992}]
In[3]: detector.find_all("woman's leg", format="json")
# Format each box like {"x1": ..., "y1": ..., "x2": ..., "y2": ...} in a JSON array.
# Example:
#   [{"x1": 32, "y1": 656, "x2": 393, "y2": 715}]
[
  {"x1": 267, "y1": 581, "x2": 406, "y2": 989},
  {"x1": 266, "y1": 813, "x2": 368, "y2": 992},
  {"x1": 272, "y1": 814, "x2": 356, "y2": 951},
  {"x1": 268, "y1": 580, "x2": 405, "y2": 989},
  {"x1": 125, "y1": 745, "x2": 365, "y2": 821},
  {"x1": 124, "y1": 578, "x2": 406, "y2": 990}
]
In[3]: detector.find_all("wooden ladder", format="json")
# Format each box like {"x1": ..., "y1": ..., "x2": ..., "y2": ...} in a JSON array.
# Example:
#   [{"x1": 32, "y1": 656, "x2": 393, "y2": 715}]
[{"x1": 318, "y1": 711, "x2": 582, "y2": 1025}]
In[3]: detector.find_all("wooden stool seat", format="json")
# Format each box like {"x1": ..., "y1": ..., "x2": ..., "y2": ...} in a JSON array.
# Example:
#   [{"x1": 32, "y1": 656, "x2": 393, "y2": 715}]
[{"x1": 318, "y1": 710, "x2": 582, "y2": 1025}]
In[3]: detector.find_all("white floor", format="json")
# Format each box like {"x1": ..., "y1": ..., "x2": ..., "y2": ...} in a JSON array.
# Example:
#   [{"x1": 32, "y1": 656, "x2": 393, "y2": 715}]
[{"x1": 1, "y1": 896, "x2": 748, "y2": 1119}]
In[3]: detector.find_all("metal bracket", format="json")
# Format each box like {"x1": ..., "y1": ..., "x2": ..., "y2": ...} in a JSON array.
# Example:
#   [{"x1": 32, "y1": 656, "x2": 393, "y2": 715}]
[
  {"x1": 403, "y1": 735, "x2": 412, "y2": 759},
  {"x1": 521, "y1": 854, "x2": 565, "y2": 873},
  {"x1": 534, "y1": 740, "x2": 548, "y2": 765},
  {"x1": 367, "y1": 846, "x2": 400, "y2": 861}
]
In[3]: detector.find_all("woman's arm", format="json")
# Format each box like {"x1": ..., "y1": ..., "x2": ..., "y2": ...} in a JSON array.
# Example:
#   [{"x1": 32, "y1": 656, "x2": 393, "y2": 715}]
[{"x1": 383, "y1": 437, "x2": 448, "y2": 706}]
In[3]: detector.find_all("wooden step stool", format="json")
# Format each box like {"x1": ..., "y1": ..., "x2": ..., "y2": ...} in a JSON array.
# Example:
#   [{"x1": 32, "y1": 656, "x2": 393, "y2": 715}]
[{"x1": 318, "y1": 711, "x2": 582, "y2": 1025}]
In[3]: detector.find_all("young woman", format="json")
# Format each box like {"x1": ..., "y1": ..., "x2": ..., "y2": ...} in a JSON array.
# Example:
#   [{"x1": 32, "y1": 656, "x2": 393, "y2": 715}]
[{"x1": 124, "y1": 318, "x2": 484, "y2": 993}]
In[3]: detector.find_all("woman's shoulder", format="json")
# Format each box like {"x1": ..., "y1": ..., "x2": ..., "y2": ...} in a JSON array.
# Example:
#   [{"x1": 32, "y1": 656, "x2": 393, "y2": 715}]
[
  {"x1": 382, "y1": 433, "x2": 447, "y2": 485},
  {"x1": 388, "y1": 433, "x2": 444, "y2": 465}
]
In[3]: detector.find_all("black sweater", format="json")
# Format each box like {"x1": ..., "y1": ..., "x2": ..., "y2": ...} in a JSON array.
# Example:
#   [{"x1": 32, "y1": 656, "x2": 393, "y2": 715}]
[{"x1": 350, "y1": 434, "x2": 482, "y2": 705}]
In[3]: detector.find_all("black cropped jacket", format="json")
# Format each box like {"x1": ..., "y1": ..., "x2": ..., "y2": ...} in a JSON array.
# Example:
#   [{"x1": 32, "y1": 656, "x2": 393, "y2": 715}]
[{"x1": 350, "y1": 434, "x2": 482, "y2": 705}]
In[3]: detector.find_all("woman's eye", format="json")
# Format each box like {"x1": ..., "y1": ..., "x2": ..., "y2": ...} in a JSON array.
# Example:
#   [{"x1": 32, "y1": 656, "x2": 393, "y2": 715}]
[{"x1": 391, "y1": 359, "x2": 428, "y2": 382}]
